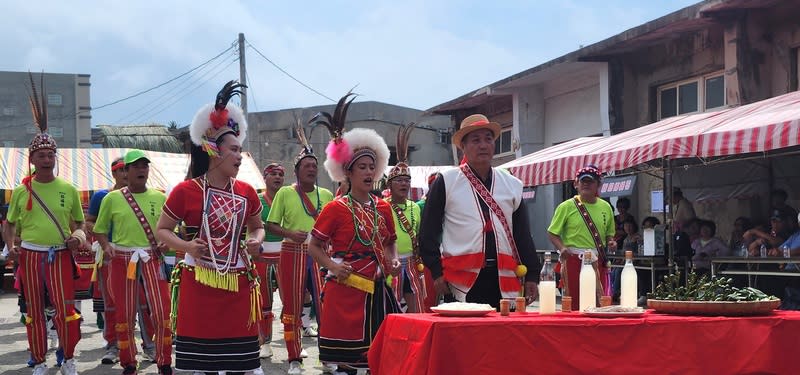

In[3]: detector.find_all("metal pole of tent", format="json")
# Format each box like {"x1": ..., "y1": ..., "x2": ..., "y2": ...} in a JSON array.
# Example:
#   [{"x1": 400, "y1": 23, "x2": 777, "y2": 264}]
[{"x1": 664, "y1": 157, "x2": 676, "y2": 273}]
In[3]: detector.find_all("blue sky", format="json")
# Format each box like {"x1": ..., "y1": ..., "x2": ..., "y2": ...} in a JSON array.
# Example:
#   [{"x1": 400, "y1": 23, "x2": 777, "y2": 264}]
[{"x1": 1, "y1": 0, "x2": 697, "y2": 127}]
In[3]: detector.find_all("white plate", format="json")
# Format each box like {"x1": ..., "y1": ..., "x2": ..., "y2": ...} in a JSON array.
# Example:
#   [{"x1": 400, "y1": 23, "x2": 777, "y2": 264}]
[{"x1": 430, "y1": 307, "x2": 495, "y2": 317}]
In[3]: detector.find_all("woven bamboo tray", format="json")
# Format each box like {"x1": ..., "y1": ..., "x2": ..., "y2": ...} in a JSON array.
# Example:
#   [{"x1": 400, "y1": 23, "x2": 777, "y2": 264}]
[{"x1": 647, "y1": 299, "x2": 781, "y2": 316}]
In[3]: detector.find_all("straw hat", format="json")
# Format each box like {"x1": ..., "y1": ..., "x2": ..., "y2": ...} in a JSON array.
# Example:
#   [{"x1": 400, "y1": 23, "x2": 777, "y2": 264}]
[{"x1": 452, "y1": 114, "x2": 501, "y2": 149}]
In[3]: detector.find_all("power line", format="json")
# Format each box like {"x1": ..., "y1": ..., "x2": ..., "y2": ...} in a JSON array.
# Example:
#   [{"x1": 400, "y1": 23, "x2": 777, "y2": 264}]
[
  {"x1": 4, "y1": 42, "x2": 238, "y2": 129},
  {"x1": 93, "y1": 42, "x2": 237, "y2": 112},
  {"x1": 245, "y1": 41, "x2": 336, "y2": 103},
  {"x1": 245, "y1": 69, "x2": 257, "y2": 111},
  {"x1": 124, "y1": 55, "x2": 238, "y2": 124},
  {"x1": 141, "y1": 58, "x2": 240, "y2": 121},
  {"x1": 112, "y1": 48, "x2": 236, "y2": 124}
]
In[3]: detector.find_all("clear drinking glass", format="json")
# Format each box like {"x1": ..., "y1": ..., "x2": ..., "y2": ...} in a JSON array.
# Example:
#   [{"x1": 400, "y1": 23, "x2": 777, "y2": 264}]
[
  {"x1": 781, "y1": 245, "x2": 791, "y2": 259},
  {"x1": 760, "y1": 244, "x2": 768, "y2": 258}
]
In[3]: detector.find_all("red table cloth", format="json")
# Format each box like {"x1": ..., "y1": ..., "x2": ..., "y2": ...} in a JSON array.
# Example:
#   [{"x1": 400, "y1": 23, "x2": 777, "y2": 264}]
[{"x1": 368, "y1": 310, "x2": 799, "y2": 375}]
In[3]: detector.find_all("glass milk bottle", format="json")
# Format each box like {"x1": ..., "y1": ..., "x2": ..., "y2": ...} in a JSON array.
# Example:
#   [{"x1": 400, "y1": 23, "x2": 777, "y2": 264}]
[
  {"x1": 538, "y1": 252, "x2": 556, "y2": 314},
  {"x1": 579, "y1": 250, "x2": 597, "y2": 311},
  {"x1": 620, "y1": 250, "x2": 638, "y2": 308}
]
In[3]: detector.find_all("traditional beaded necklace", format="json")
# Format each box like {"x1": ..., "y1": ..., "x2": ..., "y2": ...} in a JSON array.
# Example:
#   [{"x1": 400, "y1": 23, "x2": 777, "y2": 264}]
[
  {"x1": 201, "y1": 176, "x2": 238, "y2": 275},
  {"x1": 347, "y1": 193, "x2": 379, "y2": 246},
  {"x1": 391, "y1": 199, "x2": 415, "y2": 234}
]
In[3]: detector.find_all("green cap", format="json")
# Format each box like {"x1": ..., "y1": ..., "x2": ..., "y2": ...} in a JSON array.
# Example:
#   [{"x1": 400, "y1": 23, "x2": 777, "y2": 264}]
[{"x1": 124, "y1": 149, "x2": 150, "y2": 165}]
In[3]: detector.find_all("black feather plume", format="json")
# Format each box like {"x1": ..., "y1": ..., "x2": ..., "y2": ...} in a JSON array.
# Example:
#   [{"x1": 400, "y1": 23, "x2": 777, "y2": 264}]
[
  {"x1": 308, "y1": 91, "x2": 357, "y2": 141},
  {"x1": 215, "y1": 80, "x2": 247, "y2": 111}
]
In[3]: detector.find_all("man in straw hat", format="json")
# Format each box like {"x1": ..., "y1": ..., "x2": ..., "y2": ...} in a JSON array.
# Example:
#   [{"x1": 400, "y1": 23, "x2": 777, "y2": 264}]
[
  {"x1": 94, "y1": 149, "x2": 173, "y2": 374},
  {"x1": 420, "y1": 114, "x2": 540, "y2": 309},
  {"x1": 384, "y1": 124, "x2": 426, "y2": 313},
  {"x1": 155, "y1": 80, "x2": 266, "y2": 375},
  {"x1": 266, "y1": 118, "x2": 334, "y2": 374},
  {"x1": 4, "y1": 72, "x2": 86, "y2": 375}
]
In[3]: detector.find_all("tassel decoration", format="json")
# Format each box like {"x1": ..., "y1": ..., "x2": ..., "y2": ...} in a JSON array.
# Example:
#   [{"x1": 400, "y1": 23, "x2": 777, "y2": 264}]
[
  {"x1": 126, "y1": 260, "x2": 137, "y2": 280},
  {"x1": 169, "y1": 262, "x2": 183, "y2": 331}
]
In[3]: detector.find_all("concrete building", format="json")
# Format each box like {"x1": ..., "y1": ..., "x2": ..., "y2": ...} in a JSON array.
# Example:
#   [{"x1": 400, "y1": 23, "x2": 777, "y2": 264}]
[
  {"x1": 248, "y1": 101, "x2": 454, "y2": 190},
  {"x1": 0, "y1": 71, "x2": 91, "y2": 148},
  {"x1": 428, "y1": 0, "x2": 800, "y2": 245}
]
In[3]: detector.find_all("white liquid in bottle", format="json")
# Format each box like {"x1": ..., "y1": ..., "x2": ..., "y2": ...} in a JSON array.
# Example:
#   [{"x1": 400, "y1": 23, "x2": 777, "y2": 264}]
[
  {"x1": 538, "y1": 280, "x2": 556, "y2": 314},
  {"x1": 579, "y1": 251, "x2": 597, "y2": 311},
  {"x1": 620, "y1": 250, "x2": 638, "y2": 308}
]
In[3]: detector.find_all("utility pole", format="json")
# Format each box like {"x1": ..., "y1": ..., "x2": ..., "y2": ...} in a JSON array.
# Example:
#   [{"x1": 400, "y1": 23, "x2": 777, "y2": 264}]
[
  {"x1": 238, "y1": 32, "x2": 259, "y2": 164},
  {"x1": 238, "y1": 33, "x2": 247, "y2": 115}
]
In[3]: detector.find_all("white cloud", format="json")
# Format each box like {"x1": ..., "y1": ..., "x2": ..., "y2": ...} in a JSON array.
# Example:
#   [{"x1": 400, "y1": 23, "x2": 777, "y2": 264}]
[{"x1": 0, "y1": 0, "x2": 698, "y2": 126}]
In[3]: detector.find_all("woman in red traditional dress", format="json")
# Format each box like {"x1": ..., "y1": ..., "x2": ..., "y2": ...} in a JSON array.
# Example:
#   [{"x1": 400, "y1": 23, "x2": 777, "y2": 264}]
[
  {"x1": 155, "y1": 81, "x2": 266, "y2": 375},
  {"x1": 307, "y1": 105, "x2": 401, "y2": 374}
]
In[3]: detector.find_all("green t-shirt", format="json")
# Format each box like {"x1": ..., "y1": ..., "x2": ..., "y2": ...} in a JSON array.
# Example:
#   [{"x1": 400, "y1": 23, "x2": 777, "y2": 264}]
[
  {"x1": 267, "y1": 185, "x2": 334, "y2": 233},
  {"x1": 386, "y1": 199, "x2": 421, "y2": 256},
  {"x1": 547, "y1": 196, "x2": 616, "y2": 249},
  {"x1": 94, "y1": 189, "x2": 166, "y2": 248},
  {"x1": 7, "y1": 178, "x2": 85, "y2": 246},
  {"x1": 260, "y1": 192, "x2": 283, "y2": 242}
]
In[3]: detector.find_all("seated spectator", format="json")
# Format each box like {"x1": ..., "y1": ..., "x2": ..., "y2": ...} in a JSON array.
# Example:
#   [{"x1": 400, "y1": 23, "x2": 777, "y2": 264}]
[
  {"x1": 768, "y1": 212, "x2": 800, "y2": 258},
  {"x1": 744, "y1": 210, "x2": 795, "y2": 256},
  {"x1": 621, "y1": 218, "x2": 642, "y2": 254},
  {"x1": 691, "y1": 220, "x2": 729, "y2": 274},
  {"x1": 771, "y1": 189, "x2": 798, "y2": 223},
  {"x1": 612, "y1": 217, "x2": 641, "y2": 301},
  {"x1": 685, "y1": 218, "x2": 701, "y2": 244},
  {"x1": 641, "y1": 216, "x2": 661, "y2": 230},
  {"x1": 614, "y1": 197, "x2": 634, "y2": 244},
  {"x1": 729, "y1": 216, "x2": 753, "y2": 254}
]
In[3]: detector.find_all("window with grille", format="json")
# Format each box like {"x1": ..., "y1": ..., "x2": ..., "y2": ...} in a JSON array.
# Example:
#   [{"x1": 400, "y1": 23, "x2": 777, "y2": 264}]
[{"x1": 494, "y1": 127, "x2": 513, "y2": 157}]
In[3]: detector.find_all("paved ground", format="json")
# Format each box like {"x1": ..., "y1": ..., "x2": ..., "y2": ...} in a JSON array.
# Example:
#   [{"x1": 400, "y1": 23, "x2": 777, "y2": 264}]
[{"x1": 0, "y1": 290, "x2": 326, "y2": 375}]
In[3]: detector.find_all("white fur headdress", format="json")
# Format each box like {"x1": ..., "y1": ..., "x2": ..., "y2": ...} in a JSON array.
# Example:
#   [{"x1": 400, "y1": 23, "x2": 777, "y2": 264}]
[
  {"x1": 189, "y1": 80, "x2": 248, "y2": 156},
  {"x1": 325, "y1": 128, "x2": 390, "y2": 183}
]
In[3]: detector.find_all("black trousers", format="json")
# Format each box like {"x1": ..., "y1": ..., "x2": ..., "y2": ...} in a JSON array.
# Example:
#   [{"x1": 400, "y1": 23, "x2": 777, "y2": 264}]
[{"x1": 465, "y1": 266, "x2": 502, "y2": 309}]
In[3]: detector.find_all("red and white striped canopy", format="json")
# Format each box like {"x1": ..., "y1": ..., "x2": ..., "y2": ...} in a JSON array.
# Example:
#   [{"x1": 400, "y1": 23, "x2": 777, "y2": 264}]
[{"x1": 503, "y1": 90, "x2": 800, "y2": 187}]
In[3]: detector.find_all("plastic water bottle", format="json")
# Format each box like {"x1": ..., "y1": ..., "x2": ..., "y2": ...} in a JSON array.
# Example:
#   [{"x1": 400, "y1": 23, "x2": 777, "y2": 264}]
[
  {"x1": 782, "y1": 245, "x2": 791, "y2": 258},
  {"x1": 620, "y1": 251, "x2": 638, "y2": 308},
  {"x1": 538, "y1": 252, "x2": 556, "y2": 315},
  {"x1": 740, "y1": 244, "x2": 748, "y2": 258},
  {"x1": 760, "y1": 244, "x2": 767, "y2": 258},
  {"x1": 579, "y1": 251, "x2": 597, "y2": 311}
]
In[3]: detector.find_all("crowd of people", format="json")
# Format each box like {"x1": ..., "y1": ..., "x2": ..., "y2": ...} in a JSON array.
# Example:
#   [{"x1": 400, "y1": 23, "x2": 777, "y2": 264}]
[
  {"x1": 2, "y1": 75, "x2": 799, "y2": 375},
  {"x1": 604, "y1": 186, "x2": 800, "y2": 305},
  {"x1": 0, "y1": 79, "x2": 544, "y2": 375}
]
